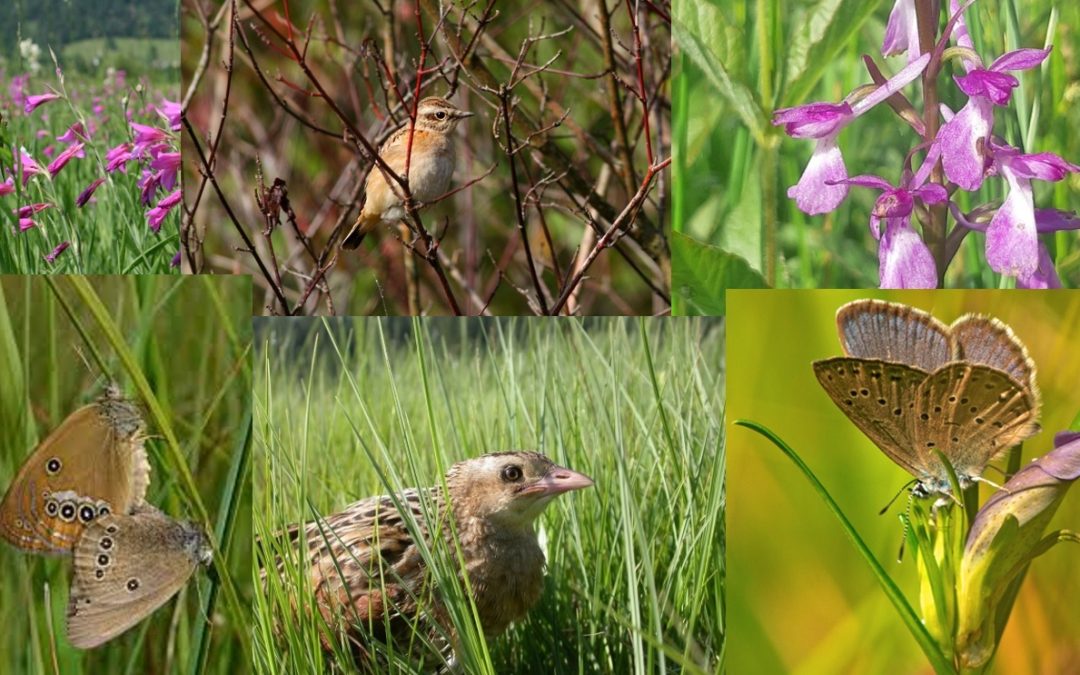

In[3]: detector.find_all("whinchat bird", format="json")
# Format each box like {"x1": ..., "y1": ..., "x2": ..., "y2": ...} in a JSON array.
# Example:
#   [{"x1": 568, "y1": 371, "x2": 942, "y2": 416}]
[
  {"x1": 265, "y1": 452, "x2": 593, "y2": 663},
  {"x1": 342, "y1": 97, "x2": 474, "y2": 250}
]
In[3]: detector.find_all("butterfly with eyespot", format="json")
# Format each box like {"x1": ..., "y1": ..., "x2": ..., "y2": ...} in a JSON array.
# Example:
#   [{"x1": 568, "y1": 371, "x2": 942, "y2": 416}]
[
  {"x1": 0, "y1": 385, "x2": 150, "y2": 553},
  {"x1": 813, "y1": 299, "x2": 1041, "y2": 499},
  {"x1": 66, "y1": 504, "x2": 213, "y2": 649}
]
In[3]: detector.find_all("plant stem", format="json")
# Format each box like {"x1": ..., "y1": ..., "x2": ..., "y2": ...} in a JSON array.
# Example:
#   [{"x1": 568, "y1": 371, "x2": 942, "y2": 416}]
[{"x1": 916, "y1": 0, "x2": 949, "y2": 286}]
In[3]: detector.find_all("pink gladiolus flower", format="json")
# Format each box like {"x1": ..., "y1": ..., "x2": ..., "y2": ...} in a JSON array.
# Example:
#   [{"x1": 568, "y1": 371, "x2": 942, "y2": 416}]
[
  {"x1": 151, "y1": 152, "x2": 181, "y2": 191},
  {"x1": 14, "y1": 203, "x2": 53, "y2": 218},
  {"x1": 131, "y1": 123, "x2": 169, "y2": 157},
  {"x1": 18, "y1": 148, "x2": 46, "y2": 185},
  {"x1": 105, "y1": 143, "x2": 135, "y2": 173},
  {"x1": 24, "y1": 92, "x2": 61, "y2": 114},
  {"x1": 159, "y1": 99, "x2": 182, "y2": 131},
  {"x1": 57, "y1": 122, "x2": 90, "y2": 144},
  {"x1": 19, "y1": 218, "x2": 36, "y2": 232},
  {"x1": 146, "y1": 189, "x2": 181, "y2": 232},
  {"x1": 45, "y1": 241, "x2": 70, "y2": 263},
  {"x1": 8, "y1": 75, "x2": 28, "y2": 107},
  {"x1": 171, "y1": 251, "x2": 182, "y2": 268},
  {"x1": 76, "y1": 178, "x2": 108, "y2": 207},
  {"x1": 0, "y1": 178, "x2": 14, "y2": 197},
  {"x1": 139, "y1": 169, "x2": 161, "y2": 206},
  {"x1": 47, "y1": 142, "x2": 85, "y2": 177}
]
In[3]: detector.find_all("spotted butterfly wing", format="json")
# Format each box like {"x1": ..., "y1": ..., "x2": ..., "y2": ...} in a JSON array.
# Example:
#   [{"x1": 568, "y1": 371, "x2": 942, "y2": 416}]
[
  {"x1": 949, "y1": 314, "x2": 1039, "y2": 396},
  {"x1": 812, "y1": 357, "x2": 932, "y2": 479},
  {"x1": 67, "y1": 506, "x2": 211, "y2": 649},
  {"x1": 909, "y1": 362, "x2": 1041, "y2": 492},
  {"x1": 0, "y1": 387, "x2": 149, "y2": 553}
]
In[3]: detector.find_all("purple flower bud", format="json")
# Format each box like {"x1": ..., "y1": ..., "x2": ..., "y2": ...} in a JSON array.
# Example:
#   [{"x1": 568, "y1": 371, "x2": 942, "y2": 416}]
[
  {"x1": 958, "y1": 434, "x2": 1080, "y2": 667},
  {"x1": 24, "y1": 92, "x2": 61, "y2": 114},
  {"x1": 45, "y1": 241, "x2": 71, "y2": 263},
  {"x1": 882, "y1": 0, "x2": 921, "y2": 61}
]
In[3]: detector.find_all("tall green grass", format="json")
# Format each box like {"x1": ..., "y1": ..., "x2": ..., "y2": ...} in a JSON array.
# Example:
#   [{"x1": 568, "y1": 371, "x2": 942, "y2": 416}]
[
  {"x1": 0, "y1": 276, "x2": 252, "y2": 675},
  {"x1": 253, "y1": 317, "x2": 725, "y2": 674}
]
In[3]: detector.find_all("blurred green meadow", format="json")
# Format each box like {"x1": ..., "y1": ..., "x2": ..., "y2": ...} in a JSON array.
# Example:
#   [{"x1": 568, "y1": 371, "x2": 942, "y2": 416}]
[
  {"x1": 726, "y1": 289, "x2": 1080, "y2": 674},
  {"x1": 253, "y1": 317, "x2": 724, "y2": 673},
  {"x1": 672, "y1": 0, "x2": 1080, "y2": 311},
  {"x1": 0, "y1": 276, "x2": 252, "y2": 674}
]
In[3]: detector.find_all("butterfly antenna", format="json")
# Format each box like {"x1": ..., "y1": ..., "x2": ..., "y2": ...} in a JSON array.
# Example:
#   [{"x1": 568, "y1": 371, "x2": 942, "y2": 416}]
[{"x1": 879, "y1": 478, "x2": 918, "y2": 515}]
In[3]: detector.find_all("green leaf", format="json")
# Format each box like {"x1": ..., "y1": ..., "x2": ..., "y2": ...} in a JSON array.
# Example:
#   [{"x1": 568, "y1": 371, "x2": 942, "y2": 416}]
[
  {"x1": 673, "y1": 0, "x2": 768, "y2": 143},
  {"x1": 671, "y1": 232, "x2": 768, "y2": 316},
  {"x1": 0, "y1": 283, "x2": 26, "y2": 458},
  {"x1": 736, "y1": 420, "x2": 955, "y2": 675},
  {"x1": 784, "y1": 0, "x2": 887, "y2": 107}
]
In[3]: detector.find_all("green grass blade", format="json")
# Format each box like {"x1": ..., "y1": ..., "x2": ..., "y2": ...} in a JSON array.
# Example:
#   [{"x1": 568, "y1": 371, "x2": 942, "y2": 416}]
[{"x1": 735, "y1": 419, "x2": 954, "y2": 675}]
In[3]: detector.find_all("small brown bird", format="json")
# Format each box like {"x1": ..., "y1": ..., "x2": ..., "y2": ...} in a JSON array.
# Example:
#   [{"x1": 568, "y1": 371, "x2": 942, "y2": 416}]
[
  {"x1": 342, "y1": 97, "x2": 474, "y2": 250},
  {"x1": 273, "y1": 452, "x2": 592, "y2": 663}
]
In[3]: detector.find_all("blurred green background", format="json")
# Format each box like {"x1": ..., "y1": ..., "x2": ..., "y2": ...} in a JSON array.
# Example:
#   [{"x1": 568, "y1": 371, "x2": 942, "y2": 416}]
[
  {"x1": 0, "y1": 276, "x2": 252, "y2": 674},
  {"x1": 672, "y1": 0, "x2": 1080, "y2": 310},
  {"x1": 727, "y1": 289, "x2": 1080, "y2": 674}
]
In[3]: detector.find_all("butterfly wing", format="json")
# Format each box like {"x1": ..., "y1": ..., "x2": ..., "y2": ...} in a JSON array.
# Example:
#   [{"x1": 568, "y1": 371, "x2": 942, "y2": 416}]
[
  {"x1": 836, "y1": 299, "x2": 951, "y2": 372},
  {"x1": 813, "y1": 357, "x2": 932, "y2": 479},
  {"x1": 0, "y1": 393, "x2": 149, "y2": 553},
  {"x1": 910, "y1": 363, "x2": 1040, "y2": 485},
  {"x1": 949, "y1": 314, "x2": 1039, "y2": 396},
  {"x1": 67, "y1": 507, "x2": 209, "y2": 649}
]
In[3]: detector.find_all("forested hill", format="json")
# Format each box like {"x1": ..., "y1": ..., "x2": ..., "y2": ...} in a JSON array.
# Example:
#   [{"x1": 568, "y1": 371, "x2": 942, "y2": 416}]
[{"x1": 1, "y1": 0, "x2": 176, "y2": 51}]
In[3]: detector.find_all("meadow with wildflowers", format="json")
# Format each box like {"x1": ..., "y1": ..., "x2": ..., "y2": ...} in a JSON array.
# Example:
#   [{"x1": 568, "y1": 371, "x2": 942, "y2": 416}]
[{"x1": 1, "y1": 48, "x2": 180, "y2": 273}]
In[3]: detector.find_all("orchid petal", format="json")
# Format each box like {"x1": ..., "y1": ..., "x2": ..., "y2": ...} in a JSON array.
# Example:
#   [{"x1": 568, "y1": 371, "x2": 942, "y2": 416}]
[
  {"x1": 988, "y1": 47, "x2": 1052, "y2": 73},
  {"x1": 985, "y1": 170, "x2": 1037, "y2": 277},
  {"x1": 787, "y1": 136, "x2": 849, "y2": 215},
  {"x1": 938, "y1": 96, "x2": 993, "y2": 190},
  {"x1": 879, "y1": 218, "x2": 937, "y2": 288}
]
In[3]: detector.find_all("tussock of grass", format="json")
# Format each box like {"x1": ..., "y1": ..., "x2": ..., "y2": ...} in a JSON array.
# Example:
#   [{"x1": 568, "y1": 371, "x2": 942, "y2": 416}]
[
  {"x1": 254, "y1": 317, "x2": 726, "y2": 674},
  {"x1": 0, "y1": 276, "x2": 252, "y2": 675}
]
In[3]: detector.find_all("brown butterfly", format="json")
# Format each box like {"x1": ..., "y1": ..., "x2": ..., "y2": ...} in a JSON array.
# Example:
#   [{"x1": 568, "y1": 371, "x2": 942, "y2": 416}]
[
  {"x1": 67, "y1": 505, "x2": 212, "y2": 648},
  {"x1": 813, "y1": 299, "x2": 1041, "y2": 498},
  {"x1": 0, "y1": 385, "x2": 150, "y2": 553}
]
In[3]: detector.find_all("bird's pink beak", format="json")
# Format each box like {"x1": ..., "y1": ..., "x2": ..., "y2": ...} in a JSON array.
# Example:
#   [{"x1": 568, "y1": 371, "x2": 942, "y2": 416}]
[{"x1": 521, "y1": 465, "x2": 594, "y2": 496}]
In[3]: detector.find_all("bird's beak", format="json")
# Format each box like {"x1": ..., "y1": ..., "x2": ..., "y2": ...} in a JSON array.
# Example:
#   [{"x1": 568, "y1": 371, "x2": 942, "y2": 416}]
[
  {"x1": 455, "y1": 110, "x2": 475, "y2": 119},
  {"x1": 521, "y1": 465, "x2": 594, "y2": 496}
]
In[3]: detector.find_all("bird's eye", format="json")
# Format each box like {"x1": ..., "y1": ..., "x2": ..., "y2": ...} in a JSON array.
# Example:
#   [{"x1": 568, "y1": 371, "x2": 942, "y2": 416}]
[
  {"x1": 501, "y1": 465, "x2": 523, "y2": 482},
  {"x1": 434, "y1": 111, "x2": 447, "y2": 120}
]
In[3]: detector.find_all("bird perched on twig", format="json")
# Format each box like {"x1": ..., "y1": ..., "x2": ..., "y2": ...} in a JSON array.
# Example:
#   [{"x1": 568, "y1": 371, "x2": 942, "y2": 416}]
[
  {"x1": 266, "y1": 452, "x2": 592, "y2": 666},
  {"x1": 342, "y1": 97, "x2": 474, "y2": 250}
]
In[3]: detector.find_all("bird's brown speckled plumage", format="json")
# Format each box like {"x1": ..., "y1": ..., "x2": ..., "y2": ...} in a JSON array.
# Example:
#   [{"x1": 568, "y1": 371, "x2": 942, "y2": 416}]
[{"x1": 270, "y1": 451, "x2": 593, "y2": 662}]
